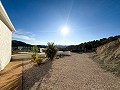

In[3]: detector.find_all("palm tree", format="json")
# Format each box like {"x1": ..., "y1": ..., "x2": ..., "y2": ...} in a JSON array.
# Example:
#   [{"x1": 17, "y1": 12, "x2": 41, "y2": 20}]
[{"x1": 45, "y1": 42, "x2": 58, "y2": 60}]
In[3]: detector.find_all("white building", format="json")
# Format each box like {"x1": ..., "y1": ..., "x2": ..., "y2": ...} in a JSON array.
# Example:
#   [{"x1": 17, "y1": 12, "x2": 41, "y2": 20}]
[
  {"x1": 39, "y1": 48, "x2": 46, "y2": 53},
  {"x1": 0, "y1": 1, "x2": 15, "y2": 70}
]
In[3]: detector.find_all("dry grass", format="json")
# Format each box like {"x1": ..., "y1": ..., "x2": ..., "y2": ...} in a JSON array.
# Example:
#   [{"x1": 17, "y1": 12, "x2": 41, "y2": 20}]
[{"x1": 93, "y1": 39, "x2": 120, "y2": 76}]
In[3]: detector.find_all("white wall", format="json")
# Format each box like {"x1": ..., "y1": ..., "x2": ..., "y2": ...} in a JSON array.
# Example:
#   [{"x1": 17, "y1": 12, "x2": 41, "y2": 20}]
[{"x1": 0, "y1": 20, "x2": 12, "y2": 70}]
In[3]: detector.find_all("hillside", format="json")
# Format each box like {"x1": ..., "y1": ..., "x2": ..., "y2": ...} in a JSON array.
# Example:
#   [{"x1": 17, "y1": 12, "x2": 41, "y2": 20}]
[
  {"x1": 93, "y1": 38, "x2": 120, "y2": 75},
  {"x1": 12, "y1": 40, "x2": 67, "y2": 52},
  {"x1": 66, "y1": 35, "x2": 120, "y2": 52},
  {"x1": 12, "y1": 40, "x2": 32, "y2": 47}
]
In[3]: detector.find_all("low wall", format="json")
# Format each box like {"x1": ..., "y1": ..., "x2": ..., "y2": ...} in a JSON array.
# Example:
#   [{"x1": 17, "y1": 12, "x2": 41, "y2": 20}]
[
  {"x1": 11, "y1": 51, "x2": 71, "y2": 60},
  {"x1": 11, "y1": 54, "x2": 32, "y2": 60},
  {"x1": 11, "y1": 53, "x2": 46, "y2": 60},
  {"x1": 56, "y1": 51, "x2": 63, "y2": 55},
  {"x1": 63, "y1": 51, "x2": 71, "y2": 56},
  {"x1": 38, "y1": 53, "x2": 46, "y2": 58}
]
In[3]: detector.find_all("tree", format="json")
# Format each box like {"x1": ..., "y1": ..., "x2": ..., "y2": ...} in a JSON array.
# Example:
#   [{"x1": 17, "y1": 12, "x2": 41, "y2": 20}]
[
  {"x1": 65, "y1": 35, "x2": 120, "y2": 52},
  {"x1": 32, "y1": 45, "x2": 38, "y2": 55},
  {"x1": 45, "y1": 42, "x2": 58, "y2": 60}
]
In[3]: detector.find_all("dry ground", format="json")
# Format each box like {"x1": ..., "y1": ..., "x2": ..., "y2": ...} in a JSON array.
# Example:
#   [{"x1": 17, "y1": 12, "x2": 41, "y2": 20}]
[
  {"x1": 23, "y1": 53, "x2": 120, "y2": 90},
  {"x1": 0, "y1": 53, "x2": 120, "y2": 90},
  {"x1": 0, "y1": 59, "x2": 22, "y2": 90}
]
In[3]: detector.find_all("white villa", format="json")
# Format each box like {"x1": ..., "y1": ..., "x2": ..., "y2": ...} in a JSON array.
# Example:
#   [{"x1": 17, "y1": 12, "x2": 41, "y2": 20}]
[
  {"x1": 0, "y1": 1, "x2": 15, "y2": 70},
  {"x1": 39, "y1": 48, "x2": 46, "y2": 53}
]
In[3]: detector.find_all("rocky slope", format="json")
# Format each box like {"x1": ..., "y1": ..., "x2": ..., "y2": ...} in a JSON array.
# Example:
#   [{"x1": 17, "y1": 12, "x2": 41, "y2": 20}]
[{"x1": 94, "y1": 38, "x2": 120, "y2": 75}]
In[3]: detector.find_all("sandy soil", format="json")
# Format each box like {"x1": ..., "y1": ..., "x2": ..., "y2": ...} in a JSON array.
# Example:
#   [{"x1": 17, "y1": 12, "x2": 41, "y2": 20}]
[
  {"x1": 0, "y1": 59, "x2": 22, "y2": 90},
  {"x1": 23, "y1": 53, "x2": 120, "y2": 90}
]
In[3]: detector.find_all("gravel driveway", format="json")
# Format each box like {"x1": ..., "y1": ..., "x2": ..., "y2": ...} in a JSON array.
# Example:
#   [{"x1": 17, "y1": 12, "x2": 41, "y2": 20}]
[{"x1": 23, "y1": 53, "x2": 120, "y2": 90}]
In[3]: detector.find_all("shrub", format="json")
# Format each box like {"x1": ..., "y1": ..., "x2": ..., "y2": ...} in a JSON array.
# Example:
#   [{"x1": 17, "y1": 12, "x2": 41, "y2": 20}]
[
  {"x1": 32, "y1": 54, "x2": 38, "y2": 60},
  {"x1": 32, "y1": 45, "x2": 39, "y2": 61},
  {"x1": 45, "y1": 42, "x2": 58, "y2": 60},
  {"x1": 35, "y1": 57, "x2": 42, "y2": 65},
  {"x1": 32, "y1": 45, "x2": 38, "y2": 55}
]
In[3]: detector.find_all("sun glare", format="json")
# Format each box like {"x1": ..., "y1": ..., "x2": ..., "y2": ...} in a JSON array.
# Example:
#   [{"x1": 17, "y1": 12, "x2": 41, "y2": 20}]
[{"x1": 61, "y1": 27, "x2": 69, "y2": 35}]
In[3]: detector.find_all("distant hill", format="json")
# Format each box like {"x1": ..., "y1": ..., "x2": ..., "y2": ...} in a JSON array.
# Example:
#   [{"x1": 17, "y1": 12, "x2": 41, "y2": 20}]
[
  {"x1": 55, "y1": 45, "x2": 67, "y2": 48},
  {"x1": 65, "y1": 35, "x2": 120, "y2": 52},
  {"x1": 12, "y1": 35, "x2": 120, "y2": 52},
  {"x1": 37, "y1": 45, "x2": 46, "y2": 48},
  {"x1": 12, "y1": 40, "x2": 46, "y2": 48},
  {"x1": 12, "y1": 40, "x2": 32, "y2": 47},
  {"x1": 12, "y1": 40, "x2": 67, "y2": 49},
  {"x1": 12, "y1": 40, "x2": 47, "y2": 52}
]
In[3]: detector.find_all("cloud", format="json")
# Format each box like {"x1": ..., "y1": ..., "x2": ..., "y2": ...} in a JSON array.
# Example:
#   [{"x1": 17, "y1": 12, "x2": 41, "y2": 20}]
[
  {"x1": 30, "y1": 40, "x2": 47, "y2": 45},
  {"x1": 12, "y1": 29, "x2": 49, "y2": 45},
  {"x1": 13, "y1": 34, "x2": 35, "y2": 40},
  {"x1": 14, "y1": 29, "x2": 35, "y2": 36},
  {"x1": 13, "y1": 29, "x2": 35, "y2": 41}
]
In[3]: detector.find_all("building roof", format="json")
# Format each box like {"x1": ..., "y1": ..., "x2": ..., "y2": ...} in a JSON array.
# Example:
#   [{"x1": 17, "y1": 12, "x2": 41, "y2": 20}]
[{"x1": 0, "y1": 1, "x2": 15, "y2": 32}]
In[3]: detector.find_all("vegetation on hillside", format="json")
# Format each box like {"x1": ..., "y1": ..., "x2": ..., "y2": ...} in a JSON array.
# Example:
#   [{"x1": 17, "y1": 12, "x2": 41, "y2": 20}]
[
  {"x1": 93, "y1": 39, "x2": 120, "y2": 76},
  {"x1": 65, "y1": 35, "x2": 120, "y2": 52},
  {"x1": 12, "y1": 40, "x2": 32, "y2": 52},
  {"x1": 12, "y1": 35, "x2": 120, "y2": 53},
  {"x1": 12, "y1": 40, "x2": 46, "y2": 52}
]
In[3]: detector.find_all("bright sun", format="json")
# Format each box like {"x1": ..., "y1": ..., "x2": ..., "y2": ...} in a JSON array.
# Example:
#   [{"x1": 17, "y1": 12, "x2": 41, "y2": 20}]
[{"x1": 61, "y1": 27, "x2": 69, "y2": 35}]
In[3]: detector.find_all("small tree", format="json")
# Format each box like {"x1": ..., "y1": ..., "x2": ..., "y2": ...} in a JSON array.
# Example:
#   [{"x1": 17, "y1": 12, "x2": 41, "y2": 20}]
[
  {"x1": 32, "y1": 45, "x2": 38, "y2": 60},
  {"x1": 45, "y1": 42, "x2": 58, "y2": 60},
  {"x1": 32, "y1": 45, "x2": 38, "y2": 55}
]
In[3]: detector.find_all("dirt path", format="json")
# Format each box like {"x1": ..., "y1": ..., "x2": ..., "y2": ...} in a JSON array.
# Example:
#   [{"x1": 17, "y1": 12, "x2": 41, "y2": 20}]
[
  {"x1": 0, "y1": 60, "x2": 22, "y2": 90},
  {"x1": 23, "y1": 53, "x2": 120, "y2": 90}
]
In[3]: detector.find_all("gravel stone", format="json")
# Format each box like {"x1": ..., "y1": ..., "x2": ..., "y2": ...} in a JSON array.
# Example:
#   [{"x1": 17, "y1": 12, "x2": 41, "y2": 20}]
[{"x1": 23, "y1": 53, "x2": 120, "y2": 90}]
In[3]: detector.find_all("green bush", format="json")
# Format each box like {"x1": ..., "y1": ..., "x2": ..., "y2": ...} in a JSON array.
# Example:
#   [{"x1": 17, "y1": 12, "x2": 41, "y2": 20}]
[
  {"x1": 45, "y1": 42, "x2": 58, "y2": 60},
  {"x1": 32, "y1": 45, "x2": 39, "y2": 61},
  {"x1": 32, "y1": 54, "x2": 38, "y2": 60},
  {"x1": 35, "y1": 57, "x2": 42, "y2": 65},
  {"x1": 32, "y1": 45, "x2": 38, "y2": 55}
]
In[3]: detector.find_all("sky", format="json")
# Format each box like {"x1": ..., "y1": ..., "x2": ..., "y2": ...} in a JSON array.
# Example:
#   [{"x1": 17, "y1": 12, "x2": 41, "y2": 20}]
[{"x1": 2, "y1": 0, "x2": 120, "y2": 45}]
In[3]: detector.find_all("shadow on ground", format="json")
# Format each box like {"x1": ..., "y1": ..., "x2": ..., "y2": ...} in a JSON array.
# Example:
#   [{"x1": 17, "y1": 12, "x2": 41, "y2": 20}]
[
  {"x1": 22, "y1": 60, "x2": 52, "y2": 90},
  {"x1": 0, "y1": 59, "x2": 22, "y2": 90},
  {"x1": 0, "y1": 59, "x2": 30, "y2": 76}
]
